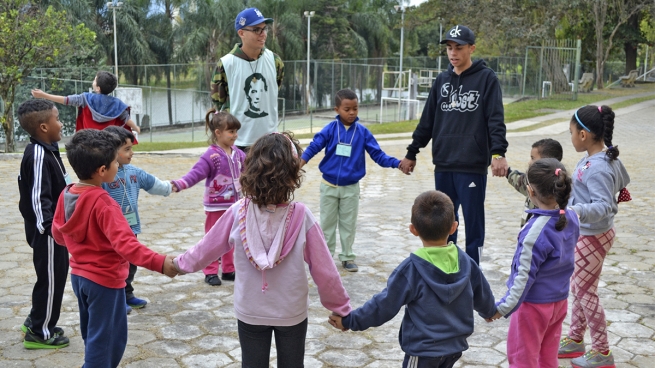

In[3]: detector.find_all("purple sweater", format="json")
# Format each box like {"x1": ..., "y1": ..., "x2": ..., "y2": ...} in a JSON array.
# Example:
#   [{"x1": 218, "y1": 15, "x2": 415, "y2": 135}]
[
  {"x1": 175, "y1": 199, "x2": 352, "y2": 325},
  {"x1": 496, "y1": 208, "x2": 579, "y2": 317},
  {"x1": 172, "y1": 145, "x2": 246, "y2": 211}
]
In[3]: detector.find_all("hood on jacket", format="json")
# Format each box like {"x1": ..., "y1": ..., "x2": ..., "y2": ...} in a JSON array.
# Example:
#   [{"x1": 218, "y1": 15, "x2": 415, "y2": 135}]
[
  {"x1": 410, "y1": 250, "x2": 472, "y2": 304},
  {"x1": 54, "y1": 185, "x2": 108, "y2": 243},
  {"x1": 83, "y1": 92, "x2": 128, "y2": 122},
  {"x1": 241, "y1": 199, "x2": 304, "y2": 271},
  {"x1": 447, "y1": 59, "x2": 489, "y2": 77}
]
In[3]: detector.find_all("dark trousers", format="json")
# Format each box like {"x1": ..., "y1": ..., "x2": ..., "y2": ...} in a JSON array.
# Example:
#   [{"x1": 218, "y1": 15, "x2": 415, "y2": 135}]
[
  {"x1": 125, "y1": 234, "x2": 137, "y2": 300},
  {"x1": 402, "y1": 352, "x2": 462, "y2": 368},
  {"x1": 26, "y1": 223, "x2": 69, "y2": 339},
  {"x1": 72, "y1": 275, "x2": 128, "y2": 368},
  {"x1": 434, "y1": 172, "x2": 487, "y2": 264},
  {"x1": 238, "y1": 319, "x2": 308, "y2": 368}
]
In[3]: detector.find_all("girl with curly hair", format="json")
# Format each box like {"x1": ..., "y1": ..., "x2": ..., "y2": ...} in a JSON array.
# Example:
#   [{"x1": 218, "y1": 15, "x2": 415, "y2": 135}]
[{"x1": 173, "y1": 132, "x2": 351, "y2": 368}]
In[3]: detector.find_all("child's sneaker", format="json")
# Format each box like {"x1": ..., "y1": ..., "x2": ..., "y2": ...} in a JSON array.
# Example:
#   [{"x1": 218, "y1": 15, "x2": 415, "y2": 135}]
[
  {"x1": 126, "y1": 305, "x2": 133, "y2": 314},
  {"x1": 342, "y1": 261, "x2": 358, "y2": 272},
  {"x1": 221, "y1": 272, "x2": 235, "y2": 281},
  {"x1": 23, "y1": 330, "x2": 70, "y2": 349},
  {"x1": 21, "y1": 316, "x2": 65, "y2": 337},
  {"x1": 558, "y1": 337, "x2": 585, "y2": 358},
  {"x1": 126, "y1": 297, "x2": 148, "y2": 309},
  {"x1": 205, "y1": 274, "x2": 222, "y2": 286},
  {"x1": 571, "y1": 350, "x2": 615, "y2": 368}
]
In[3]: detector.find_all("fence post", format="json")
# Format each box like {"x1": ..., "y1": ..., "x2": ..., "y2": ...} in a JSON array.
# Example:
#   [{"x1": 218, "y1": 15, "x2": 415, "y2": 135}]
[
  {"x1": 173, "y1": 64, "x2": 177, "y2": 124},
  {"x1": 538, "y1": 46, "x2": 544, "y2": 99},
  {"x1": 573, "y1": 39, "x2": 582, "y2": 101},
  {"x1": 522, "y1": 49, "x2": 528, "y2": 98},
  {"x1": 149, "y1": 86, "x2": 153, "y2": 143},
  {"x1": 191, "y1": 92, "x2": 195, "y2": 142}
]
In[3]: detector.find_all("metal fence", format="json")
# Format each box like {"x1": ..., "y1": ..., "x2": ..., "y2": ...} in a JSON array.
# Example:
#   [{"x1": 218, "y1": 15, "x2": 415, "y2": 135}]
[{"x1": 2, "y1": 52, "x2": 648, "y2": 143}]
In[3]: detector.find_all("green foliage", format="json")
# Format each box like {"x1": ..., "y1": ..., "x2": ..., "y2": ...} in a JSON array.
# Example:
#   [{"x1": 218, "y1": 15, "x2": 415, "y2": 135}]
[{"x1": 0, "y1": 0, "x2": 95, "y2": 152}]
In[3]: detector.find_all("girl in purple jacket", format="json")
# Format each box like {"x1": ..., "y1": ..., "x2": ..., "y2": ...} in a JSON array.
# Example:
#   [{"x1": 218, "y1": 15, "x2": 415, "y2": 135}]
[
  {"x1": 174, "y1": 133, "x2": 351, "y2": 368},
  {"x1": 491, "y1": 158, "x2": 579, "y2": 368},
  {"x1": 171, "y1": 109, "x2": 246, "y2": 286}
]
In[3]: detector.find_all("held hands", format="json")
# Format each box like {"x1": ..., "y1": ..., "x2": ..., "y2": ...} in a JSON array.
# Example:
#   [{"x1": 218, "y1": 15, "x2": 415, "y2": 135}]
[
  {"x1": 490, "y1": 157, "x2": 508, "y2": 177},
  {"x1": 485, "y1": 311, "x2": 503, "y2": 323},
  {"x1": 328, "y1": 313, "x2": 348, "y2": 331},
  {"x1": 399, "y1": 158, "x2": 416, "y2": 175},
  {"x1": 170, "y1": 182, "x2": 179, "y2": 193},
  {"x1": 162, "y1": 255, "x2": 178, "y2": 278}
]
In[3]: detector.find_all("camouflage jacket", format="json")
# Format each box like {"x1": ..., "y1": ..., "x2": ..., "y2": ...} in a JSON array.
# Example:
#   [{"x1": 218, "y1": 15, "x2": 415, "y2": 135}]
[
  {"x1": 507, "y1": 168, "x2": 536, "y2": 227},
  {"x1": 210, "y1": 44, "x2": 284, "y2": 112}
]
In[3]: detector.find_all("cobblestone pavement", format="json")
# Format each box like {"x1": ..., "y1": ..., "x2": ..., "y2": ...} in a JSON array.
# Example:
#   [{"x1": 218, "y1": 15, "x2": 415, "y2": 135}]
[{"x1": 0, "y1": 100, "x2": 653, "y2": 367}]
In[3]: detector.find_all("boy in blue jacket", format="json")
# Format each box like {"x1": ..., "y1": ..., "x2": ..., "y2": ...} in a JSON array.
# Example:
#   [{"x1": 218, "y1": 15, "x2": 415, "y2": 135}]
[
  {"x1": 329, "y1": 191, "x2": 496, "y2": 368},
  {"x1": 101, "y1": 126, "x2": 172, "y2": 312},
  {"x1": 300, "y1": 88, "x2": 401, "y2": 272}
]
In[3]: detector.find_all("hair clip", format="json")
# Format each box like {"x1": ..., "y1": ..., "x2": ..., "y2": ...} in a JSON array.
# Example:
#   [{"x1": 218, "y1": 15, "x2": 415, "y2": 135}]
[
  {"x1": 214, "y1": 110, "x2": 219, "y2": 115},
  {"x1": 271, "y1": 132, "x2": 298, "y2": 158},
  {"x1": 608, "y1": 145, "x2": 613, "y2": 149},
  {"x1": 598, "y1": 106, "x2": 602, "y2": 113},
  {"x1": 559, "y1": 209, "x2": 565, "y2": 214},
  {"x1": 555, "y1": 168, "x2": 561, "y2": 176}
]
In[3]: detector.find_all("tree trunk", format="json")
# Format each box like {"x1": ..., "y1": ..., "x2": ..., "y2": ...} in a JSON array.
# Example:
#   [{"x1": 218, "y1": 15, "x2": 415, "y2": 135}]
[
  {"x1": 1, "y1": 87, "x2": 16, "y2": 153},
  {"x1": 593, "y1": 0, "x2": 606, "y2": 90},
  {"x1": 624, "y1": 14, "x2": 639, "y2": 74}
]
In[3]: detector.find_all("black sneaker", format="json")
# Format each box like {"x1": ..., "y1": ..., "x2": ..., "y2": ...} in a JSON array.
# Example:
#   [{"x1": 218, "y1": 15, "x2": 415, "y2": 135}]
[
  {"x1": 205, "y1": 274, "x2": 222, "y2": 286},
  {"x1": 21, "y1": 316, "x2": 64, "y2": 337},
  {"x1": 24, "y1": 330, "x2": 70, "y2": 349},
  {"x1": 342, "y1": 261, "x2": 359, "y2": 272},
  {"x1": 221, "y1": 272, "x2": 235, "y2": 281}
]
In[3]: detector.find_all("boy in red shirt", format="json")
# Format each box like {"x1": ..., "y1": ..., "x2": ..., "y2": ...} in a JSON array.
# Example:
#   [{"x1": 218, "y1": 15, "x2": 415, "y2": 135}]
[{"x1": 52, "y1": 129, "x2": 177, "y2": 367}]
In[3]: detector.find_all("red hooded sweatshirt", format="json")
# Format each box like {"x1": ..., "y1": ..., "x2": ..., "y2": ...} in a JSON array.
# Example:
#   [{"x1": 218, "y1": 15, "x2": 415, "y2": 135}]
[{"x1": 52, "y1": 185, "x2": 165, "y2": 288}]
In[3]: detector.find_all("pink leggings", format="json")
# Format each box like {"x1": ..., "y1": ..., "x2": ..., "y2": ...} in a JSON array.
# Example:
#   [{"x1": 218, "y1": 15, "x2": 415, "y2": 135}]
[
  {"x1": 507, "y1": 300, "x2": 568, "y2": 368},
  {"x1": 202, "y1": 210, "x2": 235, "y2": 275},
  {"x1": 567, "y1": 228, "x2": 615, "y2": 353}
]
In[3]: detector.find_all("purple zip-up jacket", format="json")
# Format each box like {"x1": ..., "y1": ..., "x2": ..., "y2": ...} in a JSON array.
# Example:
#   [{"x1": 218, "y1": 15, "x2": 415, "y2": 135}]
[
  {"x1": 172, "y1": 145, "x2": 246, "y2": 211},
  {"x1": 496, "y1": 208, "x2": 579, "y2": 317}
]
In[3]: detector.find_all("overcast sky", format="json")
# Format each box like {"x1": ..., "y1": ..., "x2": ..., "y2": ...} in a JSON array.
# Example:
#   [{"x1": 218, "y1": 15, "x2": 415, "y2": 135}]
[{"x1": 408, "y1": 0, "x2": 428, "y2": 6}]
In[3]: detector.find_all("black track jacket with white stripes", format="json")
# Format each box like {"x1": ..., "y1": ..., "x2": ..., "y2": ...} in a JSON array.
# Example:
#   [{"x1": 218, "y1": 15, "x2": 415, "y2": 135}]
[{"x1": 18, "y1": 138, "x2": 68, "y2": 238}]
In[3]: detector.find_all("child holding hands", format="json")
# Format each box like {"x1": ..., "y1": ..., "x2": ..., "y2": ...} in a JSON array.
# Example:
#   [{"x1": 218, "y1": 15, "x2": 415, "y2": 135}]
[
  {"x1": 491, "y1": 158, "x2": 579, "y2": 368},
  {"x1": 174, "y1": 132, "x2": 351, "y2": 368},
  {"x1": 329, "y1": 190, "x2": 496, "y2": 368},
  {"x1": 558, "y1": 105, "x2": 631, "y2": 368},
  {"x1": 171, "y1": 109, "x2": 246, "y2": 286}
]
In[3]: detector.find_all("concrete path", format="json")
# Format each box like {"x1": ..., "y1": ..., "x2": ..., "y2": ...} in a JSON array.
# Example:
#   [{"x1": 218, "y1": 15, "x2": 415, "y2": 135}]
[{"x1": 0, "y1": 100, "x2": 653, "y2": 367}]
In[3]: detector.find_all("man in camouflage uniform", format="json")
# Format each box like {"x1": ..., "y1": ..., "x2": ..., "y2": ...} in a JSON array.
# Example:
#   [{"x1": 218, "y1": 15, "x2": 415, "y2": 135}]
[{"x1": 210, "y1": 7, "x2": 284, "y2": 152}]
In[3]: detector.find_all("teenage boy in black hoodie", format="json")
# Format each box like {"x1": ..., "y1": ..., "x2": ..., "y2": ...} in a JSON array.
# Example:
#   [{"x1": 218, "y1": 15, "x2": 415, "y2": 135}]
[{"x1": 399, "y1": 25, "x2": 508, "y2": 265}]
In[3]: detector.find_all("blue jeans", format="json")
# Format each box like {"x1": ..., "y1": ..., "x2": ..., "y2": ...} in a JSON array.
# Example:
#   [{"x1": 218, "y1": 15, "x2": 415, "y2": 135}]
[
  {"x1": 238, "y1": 319, "x2": 307, "y2": 368},
  {"x1": 72, "y1": 275, "x2": 127, "y2": 368},
  {"x1": 434, "y1": 171, "x2": 487, "y2": 264}
]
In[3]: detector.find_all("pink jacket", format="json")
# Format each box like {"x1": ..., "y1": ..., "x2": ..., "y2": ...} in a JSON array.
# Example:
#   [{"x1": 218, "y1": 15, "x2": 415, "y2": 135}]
[{"x1": 175, "y1": 199, "x2": 351, "y2": 326}]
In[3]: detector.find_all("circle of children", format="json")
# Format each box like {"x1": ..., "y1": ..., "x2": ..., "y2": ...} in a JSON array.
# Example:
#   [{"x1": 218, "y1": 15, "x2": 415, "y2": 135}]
[{"x1": 17, "y1": 29, "x2": 631, "y2": 368}]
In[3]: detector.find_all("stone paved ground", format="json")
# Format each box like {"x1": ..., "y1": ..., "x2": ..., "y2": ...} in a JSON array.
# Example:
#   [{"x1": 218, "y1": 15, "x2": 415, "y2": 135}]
[{"x1": 0, "y1": 100, "x2": 653, "y2": 367}]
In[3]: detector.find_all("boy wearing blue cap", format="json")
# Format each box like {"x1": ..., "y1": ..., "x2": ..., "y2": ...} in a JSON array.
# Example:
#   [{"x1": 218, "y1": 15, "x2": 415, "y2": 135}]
[{"x1": 210, "y1": 7, "x2": 284, "y2": 152}]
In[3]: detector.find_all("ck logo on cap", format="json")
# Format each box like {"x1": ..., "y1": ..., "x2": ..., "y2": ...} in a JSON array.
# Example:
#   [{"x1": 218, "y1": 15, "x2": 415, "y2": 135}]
[
  {"x1": 255, "y1": 9, "x2": 263, "y2": 17},
  {"x1": 239, "y1": 17, "x2": 246, "y2": 26},
  {"x1": 449, "y1": 25, "x2": 461, "y2": 38}
]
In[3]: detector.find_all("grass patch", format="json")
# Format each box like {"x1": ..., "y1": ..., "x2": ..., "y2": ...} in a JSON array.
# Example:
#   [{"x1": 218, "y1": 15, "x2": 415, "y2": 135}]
[
  {"x1": 132, "y1": 141, "x2": 209, "y2": 152},
  {"x1": 609, "y1": 94, "x2": 655, "y2": 109}
]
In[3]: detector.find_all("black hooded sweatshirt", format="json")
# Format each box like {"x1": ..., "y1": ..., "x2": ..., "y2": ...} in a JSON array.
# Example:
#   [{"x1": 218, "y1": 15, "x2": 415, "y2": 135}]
[{"x1": 406, "y1": 59, "x2": 507, "y2": 175}]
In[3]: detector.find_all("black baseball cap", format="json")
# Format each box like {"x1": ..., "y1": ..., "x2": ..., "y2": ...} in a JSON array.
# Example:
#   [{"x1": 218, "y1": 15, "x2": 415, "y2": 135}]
[{"x1": 440, "y1": 25, "x2": 475, "y2": 45}]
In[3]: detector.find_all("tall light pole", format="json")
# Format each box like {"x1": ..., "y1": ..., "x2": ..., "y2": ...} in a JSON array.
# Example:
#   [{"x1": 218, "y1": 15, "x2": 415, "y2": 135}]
[
  {"x1": 107, "y1": 1, "x2": 123, "y2": 77},
  {"x1": 304, "y1": 11, "x2": 315, "y2": 115},
  {"x1": 438, "y1": 20, "x2": 443, "y2": 71},
  {"x1": 394, "y1": 4, "x2": 406, "y2": 121}
]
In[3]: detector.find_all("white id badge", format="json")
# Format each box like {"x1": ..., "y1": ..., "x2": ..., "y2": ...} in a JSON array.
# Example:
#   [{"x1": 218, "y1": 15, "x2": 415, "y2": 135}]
[
  {"x1": 336, "y1": 144, "x2": 352, "y2": 157},
  {"x1": 124, "y1": 212, "x2": 138, "y2": 226},
  {"x1": 64, "y1": 172, "x2": 72, "y2": 185}
]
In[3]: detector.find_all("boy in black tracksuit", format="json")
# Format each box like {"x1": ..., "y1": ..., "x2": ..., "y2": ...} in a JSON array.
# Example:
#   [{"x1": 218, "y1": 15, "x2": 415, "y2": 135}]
[{"x1": 17, "y1": 99, "x2": 70, "y2": 349}]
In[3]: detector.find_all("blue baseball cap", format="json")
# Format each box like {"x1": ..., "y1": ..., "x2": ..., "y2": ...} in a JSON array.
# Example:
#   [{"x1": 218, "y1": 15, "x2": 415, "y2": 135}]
[{"x1": 235, "y1": 8, "x2": 273, "y2": 31}]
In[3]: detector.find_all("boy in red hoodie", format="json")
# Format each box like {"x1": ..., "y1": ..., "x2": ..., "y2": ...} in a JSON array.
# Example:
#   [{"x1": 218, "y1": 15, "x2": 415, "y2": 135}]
[{"x1": 52, "y1": 129, "x2": 177, "y2": 367}]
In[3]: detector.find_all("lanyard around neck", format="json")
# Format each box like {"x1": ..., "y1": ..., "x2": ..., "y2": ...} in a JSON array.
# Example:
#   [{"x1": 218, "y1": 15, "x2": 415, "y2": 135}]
[{"x1": 337, "y1": 122, "x2": 357, "y2": 145}]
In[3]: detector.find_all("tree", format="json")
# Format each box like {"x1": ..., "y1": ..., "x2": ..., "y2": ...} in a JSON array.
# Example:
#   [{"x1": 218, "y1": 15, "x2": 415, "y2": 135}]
[
  {"x1": 589, "y1": 0, "x2": 648, "y2": 89},
  {"x1": 0, "y1": 0, "x2": 94, "y2": 152}
]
